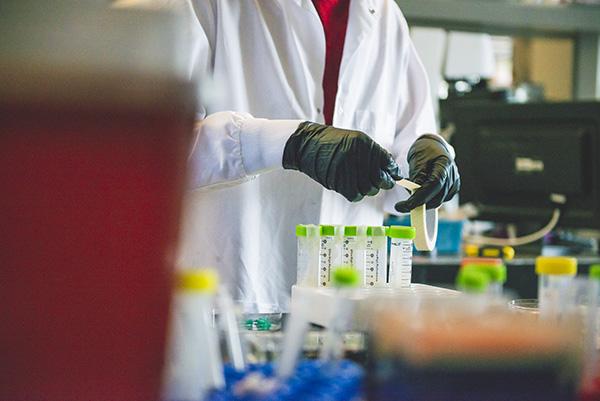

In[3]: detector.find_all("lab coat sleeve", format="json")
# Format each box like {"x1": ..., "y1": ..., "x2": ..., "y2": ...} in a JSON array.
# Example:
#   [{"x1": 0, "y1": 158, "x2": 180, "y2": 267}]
[
  {"x1": 383, "y1": 14, "x2": 455, "y2": 215},
  {"x1": 188, "y1": 112, "x2": 302, "y2": 190},
  {"x1": 116, "y1": 0, "x2": 303, "y2": 189}
]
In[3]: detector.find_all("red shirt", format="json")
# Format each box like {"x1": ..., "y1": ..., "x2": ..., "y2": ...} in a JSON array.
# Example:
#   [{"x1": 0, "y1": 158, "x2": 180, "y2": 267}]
[{"x1": 312, "y1": 0, "x2": 351, "y2": 125}]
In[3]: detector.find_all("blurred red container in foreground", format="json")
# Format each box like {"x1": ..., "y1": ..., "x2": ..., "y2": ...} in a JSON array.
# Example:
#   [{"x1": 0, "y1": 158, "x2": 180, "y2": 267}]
[{"x1": 0, "y1": 3, "x2": 196, "y2": 400}]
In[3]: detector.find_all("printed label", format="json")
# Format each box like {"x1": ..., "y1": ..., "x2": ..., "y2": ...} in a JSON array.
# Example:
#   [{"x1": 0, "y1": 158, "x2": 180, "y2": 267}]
[
  {"x1": 389, "y1": 239, "x2": 412, "y2": 288},
  {"x1": 319, "y1": 236, "x2": 334, "y2": 287}
]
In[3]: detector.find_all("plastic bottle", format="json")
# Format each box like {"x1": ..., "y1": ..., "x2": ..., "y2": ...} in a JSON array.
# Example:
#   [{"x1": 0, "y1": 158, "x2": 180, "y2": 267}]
[
  {"x1": 535, "y1": 256, "x2": 577, "y2": 322},
  {"x1": 296, "y1": 224, "x2": 320, "y2": 287},
  {"x1": 319, "y1": 225, "x2": 342, "y2": 287},
  {"x1": 461, "y1": 262, "x2": 507, "y2": 296},
  {"x1": 364, "y1": 226, "x2": 388, "y2": 287},
  {"x1": 456, "y1": 268, "x2": 490, "y2": 294},
  {"x1": 387, "y1": 225, "x2": 416, "y2": 288},
  {"x1": 320, "y1": 267, "x2": 360, "y2": 361},
  {"x1": 162, "y1": 269, "x2": 224, "y2": 401},
  {"x1": 456, "y1": 268, "x2": 491, "y2": 315}
]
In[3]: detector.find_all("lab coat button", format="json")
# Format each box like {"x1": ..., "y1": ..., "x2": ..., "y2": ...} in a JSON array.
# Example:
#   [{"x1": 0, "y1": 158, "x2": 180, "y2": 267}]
[{"x1": 316, "y1": 107, "x2": 321, "y2": 114}]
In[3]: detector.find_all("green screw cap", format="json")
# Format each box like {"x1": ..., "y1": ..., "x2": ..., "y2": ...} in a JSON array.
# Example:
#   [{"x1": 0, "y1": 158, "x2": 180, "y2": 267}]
[
  {"x1": 387, "y1": 225, "x2": 416, "y2": 240},
  {"x1": 331, "y1": 266, "x2": 360, "y2": 288},
  {"x1": 463, "y1": 263, "x2": 507, "y2": 284},
  {"x1": 296, "y1": 224, "x2": 307, "y2": 237},
  {"x1": 344, "y1": 226, "x2": 358, "y2": 236},
  {"x1": 367, "y1": 226, "x2": 387, "y2": 236},
  {"x1": 320, "y1": 225, "x2": 336, "y2": 236},
  {"x1": 456, "y1": 268, "x2": 490, "y2": 294},
  {"x1": 590, "y1": 264, "x2": 600, "y2": 281}
]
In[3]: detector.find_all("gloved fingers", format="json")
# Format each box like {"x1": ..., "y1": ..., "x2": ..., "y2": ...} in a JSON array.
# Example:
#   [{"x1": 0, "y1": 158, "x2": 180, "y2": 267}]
[
  {"x1": 442, "y1": 165, "x2": 461, "y2": 203},
  {"x1": 359, "y1": 163, "x2": 380, "y2": 196},
  {"x1": 374, "y1": 170, "x2": 396, "y2": 190},
  {"x1": 424, "y1": 183, "x2": 448, "y2": 210},
  {"x1": 380, "y1": 152, "x2": 403, "y2": 181},
  {"x1": 340, "y1": 162, "x2": 364, "y2": 202},
  {"x1": 361, "y1": 143, "x2": 388, "y2": 194},
  {"x1": 323, "y1": 140, "x2": 344, "y2": 190},
  {"x1": 395, "y1": 158, "x2": 449, "y2": 212},
  {"x1": 394, "y1": 179, "x2": 443, "y2": 213},
  {"x1": 339, "y1": 183, "x2": 363, "y2": 202}
]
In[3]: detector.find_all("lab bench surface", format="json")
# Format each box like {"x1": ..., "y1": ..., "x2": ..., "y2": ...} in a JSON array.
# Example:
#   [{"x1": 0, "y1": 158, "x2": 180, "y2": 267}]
[{"x1": 412, "y1": 254, "x2": 600, "y2": 298}]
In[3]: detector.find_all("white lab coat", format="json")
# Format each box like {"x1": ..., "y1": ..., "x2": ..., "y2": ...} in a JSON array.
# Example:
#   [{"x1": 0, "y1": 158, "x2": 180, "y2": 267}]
[{"x1": 121, "y1": 0, "x2": 437, "y2": 312}]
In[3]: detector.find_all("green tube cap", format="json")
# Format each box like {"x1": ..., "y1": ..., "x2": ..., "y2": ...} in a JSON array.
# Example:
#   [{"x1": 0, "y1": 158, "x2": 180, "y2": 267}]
[
  {"x1": 296, "y1": 224, "x2": 307, "y2": 237},
  {"x1": 463, "y1": 263, "x2": 507, "y2": 284},
  {"x1": 367, "y1": 226, "x2": 387, "y2": 236},
  {"x1": 456, "y1": 268, "x2": 490, "y2": 294},
  {"x1": 590, "y1": 264, "x2": 600, "y2": 281},
  {"x1": 320, "y1": 225, "x2": 336, "y2": 236},
  {"x1": 387, "y1": 225, "x2": 416, "y2": 240},
  {"x1": 344, "y1": 226, "x2": 358, "y2": 236}
]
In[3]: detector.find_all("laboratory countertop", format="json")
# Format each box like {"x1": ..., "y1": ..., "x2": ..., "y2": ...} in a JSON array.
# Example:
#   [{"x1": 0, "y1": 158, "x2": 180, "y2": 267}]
[
  {"x1": 412, "y1": 254, "x2": 600, "y2": 297},
  {"x1": 413, "y1": 254, "x2": 600, "y2": 266}
]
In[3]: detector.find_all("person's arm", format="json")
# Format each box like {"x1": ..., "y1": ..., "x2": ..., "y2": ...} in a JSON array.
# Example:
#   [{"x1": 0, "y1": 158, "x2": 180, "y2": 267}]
[
  {"x1": 188, "y1": 112, "x2": 301, "y2": 190},
  {"x1": 384, "y1": 11, "x2": 459, "y2": 214},
  {"x1": 124, "y1": 0, "x2": 402, "y2": 199}
]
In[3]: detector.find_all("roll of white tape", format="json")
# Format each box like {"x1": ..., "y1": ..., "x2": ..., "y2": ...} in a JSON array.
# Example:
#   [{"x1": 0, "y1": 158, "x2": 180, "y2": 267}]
[{"x1": 396, "y1": 179, "x2": 438, "y2": 251}]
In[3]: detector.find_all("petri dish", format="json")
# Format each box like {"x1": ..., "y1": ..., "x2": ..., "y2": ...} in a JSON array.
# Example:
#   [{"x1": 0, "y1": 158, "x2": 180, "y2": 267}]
[{"x1": 508, "y1": 299, "x2": 539, "y2": 315}]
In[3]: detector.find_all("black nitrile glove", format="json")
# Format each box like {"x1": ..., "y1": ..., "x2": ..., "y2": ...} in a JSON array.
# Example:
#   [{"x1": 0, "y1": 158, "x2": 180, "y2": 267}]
[
  {"x1": 283, "y1": 121, "x2": 401, "y2": 202},
  {"x1": 394, "y1": 134, "x2": 460, "y2": 213}
]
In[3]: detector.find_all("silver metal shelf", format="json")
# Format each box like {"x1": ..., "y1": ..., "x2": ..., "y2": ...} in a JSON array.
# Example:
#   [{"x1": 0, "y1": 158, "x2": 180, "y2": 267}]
[
  {"x1": 397, "y1": 0, "x2": 600, "y2": 99},
  {"x1": 397, "y1": 0, "x2": 600, "y2": 36}
]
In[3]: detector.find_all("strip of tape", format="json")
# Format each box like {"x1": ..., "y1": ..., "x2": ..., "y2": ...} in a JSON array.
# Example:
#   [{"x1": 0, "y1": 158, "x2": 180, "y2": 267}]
[{"x1": 396, "y1": 179, "x2": 438, "y2": 251}]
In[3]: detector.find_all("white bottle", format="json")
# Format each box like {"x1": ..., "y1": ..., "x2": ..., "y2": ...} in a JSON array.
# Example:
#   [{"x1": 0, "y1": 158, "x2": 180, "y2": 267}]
[
  {"x1": 535, "y1": 256, "x2": 577, "y2": 322},
  {"x1": 364, "y1": 226, "x2": 388, "y2": 288},
  {"x1": 387, "y1": 225, "x2": 416, "y2": 288},
  {"x1": 296, "y1": 224, "x2": 321, "y2": 287},
  {"x1": 318, "y1": 225, "x2": 341, "y2": 287},
  {"x1": 162, "y1": 269, "x2": 224, "y2": 401}
]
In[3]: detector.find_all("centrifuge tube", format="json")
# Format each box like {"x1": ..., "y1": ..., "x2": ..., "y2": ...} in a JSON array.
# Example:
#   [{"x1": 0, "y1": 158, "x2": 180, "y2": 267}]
[
  {"x1": 536, "y1": 256, "x2": 577, "y2": 321},
  {"x1": 319, "y1": 225, "x2": 341, "y2": 287},
  {"x1": 387, "y1": 225, "x2": 415, "y2": 289},
  {"x1": 364, "y1": 226, "x2": 388, "y2": 287},
  {"x1": 296, "y1": 224, "x2": 320, "y2": 287}
]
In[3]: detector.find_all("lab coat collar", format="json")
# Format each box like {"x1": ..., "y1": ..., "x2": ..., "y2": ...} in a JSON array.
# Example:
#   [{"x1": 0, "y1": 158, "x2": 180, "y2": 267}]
[
  {"x1": 288, "y1": 0, "x2": 379, "y2": 21},
  {"x1": 287, "y1": 0, "x2": 381, "y2": 68},
  {"x1": 340, "y1": 0, "x2": 381, "y2": 79}
]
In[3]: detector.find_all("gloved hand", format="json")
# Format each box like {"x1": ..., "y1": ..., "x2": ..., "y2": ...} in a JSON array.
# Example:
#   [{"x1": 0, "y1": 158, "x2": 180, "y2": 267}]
[
  {"x1": 394, "y1": 134, "x2": 460, "y2": 213},
  {"x1": 283, "y1": 121, "x2": 401, "y2": 202}
]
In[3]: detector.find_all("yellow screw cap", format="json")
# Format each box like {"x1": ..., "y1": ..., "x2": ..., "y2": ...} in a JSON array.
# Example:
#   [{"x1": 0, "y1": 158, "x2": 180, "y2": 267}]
[
  {"x1": 177, "y1": 269, "x2": 219, "y2": 293},
  {"x1": 502, "y1": 246, "x2": 515, "y2": 260},
  {"x1": 535, "y1": 257, "x2": 577, "y2": 276},
  {"x1": 464, "y1": 244, "x2": 479, "y2": 257}
]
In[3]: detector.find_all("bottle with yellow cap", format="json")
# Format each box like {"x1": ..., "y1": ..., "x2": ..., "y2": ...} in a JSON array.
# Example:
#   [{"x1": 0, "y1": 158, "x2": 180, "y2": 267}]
[
  {"x1": 535, "y1": 256, "x2": 577, "y2": 321},
  {"x1": 162, "y1": 269, "x2": 224, "y2": 401}
]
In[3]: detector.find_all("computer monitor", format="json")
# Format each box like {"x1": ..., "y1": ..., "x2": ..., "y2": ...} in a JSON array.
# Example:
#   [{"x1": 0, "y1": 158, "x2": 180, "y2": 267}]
[{"x1": 448, "y1": 101, "x2": 600, "y2": 229}]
